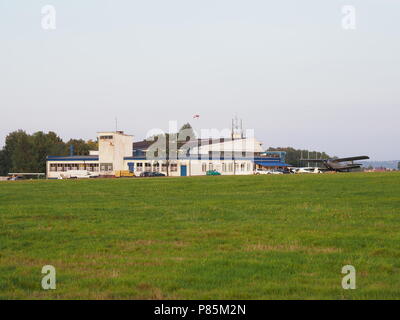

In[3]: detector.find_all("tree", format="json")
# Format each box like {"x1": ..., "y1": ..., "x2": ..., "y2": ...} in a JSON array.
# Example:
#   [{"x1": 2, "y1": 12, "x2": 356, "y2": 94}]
[
  {"x1": 0, "y1": 130, "x2": 95, "y2": 175},
  {"x1": 0, "y1": 149, "x2": 7, "y2": 176},
  {"x1": 66, "y1": 139, "x2": 91, "y2": 156},
  {"x1": 1, "y1": 130, "x2": 23, "y2": 174},
  {"x1": 32, "y1": 131, "x2": 67, "y2": 173},
  {"x1": 267, "y1": 147, "x2": 331, "y2": 167},
  {"x1": 9, "y1": 130, "x2": 36, "y2": 173},
  {"x1": 398, "y1": 162, "x2": 400, "y2": 171},
  {"x1": 86, "y1": 139, "x2": 98, "y2": 151}
]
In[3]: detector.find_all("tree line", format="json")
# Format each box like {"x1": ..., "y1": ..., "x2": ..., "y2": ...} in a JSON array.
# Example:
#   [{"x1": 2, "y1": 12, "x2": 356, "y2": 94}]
[
  {"x1": 0, "y1": 130, "x2": 97, "y2": 175},
  {"x1": 267, "y1": 147, "x2": 331, "y2": 167}
]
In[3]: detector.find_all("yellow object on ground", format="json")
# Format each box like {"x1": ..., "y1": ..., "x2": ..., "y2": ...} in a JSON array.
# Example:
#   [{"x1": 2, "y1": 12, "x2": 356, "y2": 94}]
[{"x1": 115, "y1": 170, "x2": 135, "y2": 178}]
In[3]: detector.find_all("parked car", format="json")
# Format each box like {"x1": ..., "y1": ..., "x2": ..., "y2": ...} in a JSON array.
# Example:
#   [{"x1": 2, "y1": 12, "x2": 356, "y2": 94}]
[
  {"x1": 254, "y1": 168, "x2": 270, "y2": 175},
  {"x1": 268, "y1": 170, "x2": 283, "y2": 175},
  {"x1": 294, "y1": 167, "x2": 322, "y2": 174},
  {"x1": 140, "y1": 171, "x2": 166, "y2": 177},
  {"x1": 206, "y1": 170, "x2": 221, "y2": 176},
  {"x1": 8, "y1": 175, "x2": 25, "y2": 181},
  {"x1": 276, "y1": 168, "x2": 292, "y2": 174}
]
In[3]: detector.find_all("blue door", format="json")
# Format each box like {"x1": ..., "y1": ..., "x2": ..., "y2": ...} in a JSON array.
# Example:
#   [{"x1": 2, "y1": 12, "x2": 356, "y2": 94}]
[
  {"x1": 180, "y1": 165, "x2": 187, "y2": 176},
  {"x1": 128, "y1": 162, "x2": 134, "y2": 173}
]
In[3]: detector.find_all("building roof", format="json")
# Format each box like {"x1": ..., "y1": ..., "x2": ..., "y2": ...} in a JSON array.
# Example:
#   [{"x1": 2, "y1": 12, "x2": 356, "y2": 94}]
[
  {"x1": 97, "y1": 131, "x2": 133, "y2": 137},
  {"x1": 47, "y1": 155, "x2": 99, "y2": 161},
  {"x1": 254, "y1": 160, "x2": 289, "y2": 167},
  {"x1": 133, "y1": 138, "x2": 241, "y2": 151},
  {"x1": 133, "y1": 140, "x2": 155, "y2": 150}
]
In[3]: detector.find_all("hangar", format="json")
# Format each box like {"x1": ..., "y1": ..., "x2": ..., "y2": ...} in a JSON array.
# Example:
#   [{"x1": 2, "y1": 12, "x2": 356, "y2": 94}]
[{"x1": 46, "y1": 130, "x2": 289, "y2": 178}]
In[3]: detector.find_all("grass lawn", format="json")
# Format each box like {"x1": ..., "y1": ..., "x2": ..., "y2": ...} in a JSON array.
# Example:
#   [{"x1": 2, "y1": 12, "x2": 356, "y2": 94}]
[{"x1": 0, "y1": 172, "x2": 399, "y2": 299}]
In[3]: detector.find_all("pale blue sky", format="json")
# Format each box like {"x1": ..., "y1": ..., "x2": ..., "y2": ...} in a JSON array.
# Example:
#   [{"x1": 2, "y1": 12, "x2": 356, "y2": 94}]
[{"x1": 1, "y1": 1, "x2": 399, "y2": 160}]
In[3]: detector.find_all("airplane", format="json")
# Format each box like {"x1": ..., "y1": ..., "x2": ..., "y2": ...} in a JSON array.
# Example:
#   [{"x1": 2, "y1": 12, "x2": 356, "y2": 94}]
[{"x1": 301, "y1": 156, "x2": 370, "y2": 172}]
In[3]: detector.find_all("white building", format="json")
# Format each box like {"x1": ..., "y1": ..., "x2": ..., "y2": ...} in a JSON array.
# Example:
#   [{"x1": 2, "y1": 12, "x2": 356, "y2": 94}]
[{"x1": 46, "y1": 131, "x2": 287, "y2": 178}]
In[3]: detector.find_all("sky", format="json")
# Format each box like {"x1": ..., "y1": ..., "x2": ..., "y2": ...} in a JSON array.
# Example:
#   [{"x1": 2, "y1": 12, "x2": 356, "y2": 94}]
[{"x1": 1, "y1": 0, "x2": 399, "y2": 161}]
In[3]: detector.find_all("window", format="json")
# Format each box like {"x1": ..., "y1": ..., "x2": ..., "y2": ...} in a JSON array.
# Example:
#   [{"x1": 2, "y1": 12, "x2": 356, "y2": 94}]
[
  {"x1": 228, "y1": 163, "x2": 233, "y2": 172},
  {"x1": 145, "y1": 163, "x2": 151, "y2": 171},
  {"x1": 161, "y1": 163, "x2": 167, "y2": 172},
  {"x1": 100, "y1": 163, "x2": 113, "y2": 172},
  {"x1": 100, "y1": 135, "x2": 113, "y2": 140},
  {"x1": 153, "y1": 162, "x2": 160, "y2": 172},
  {"x1": 222, "y1": 163, "x2": 226, "y2": 172},
  {"x1": 209, "y1": 163, "x2": 213, "y2": 171},
  {"x1": 170, "y1": 164, "x2": 178, "y2": 172},
  {"x1": 241, "y1": 163, "x2": 245, "y2": 171},
  {"x1": 87, "y1": 164, "x2": 99, "y2": 172},
  {"x1": 202, "y1": 163, "x2": 207, "y2": 172},
  {"x1": 50, "y1": 164, "x2": 57, "y2": 172},
  {"x1": 136, "y1": 163, "x2": 143, "y2": 172}
]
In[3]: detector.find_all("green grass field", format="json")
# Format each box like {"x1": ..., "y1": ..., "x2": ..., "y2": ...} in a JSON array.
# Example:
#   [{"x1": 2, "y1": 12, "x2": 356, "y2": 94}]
[{"x1": 1, "y1": 172, "x2": 399, "y2": 299}]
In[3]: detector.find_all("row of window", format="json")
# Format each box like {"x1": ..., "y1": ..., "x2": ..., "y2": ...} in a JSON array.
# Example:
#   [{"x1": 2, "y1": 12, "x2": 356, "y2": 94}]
[
  {"x1": 134, "y1": 163, "x2": 178, "y2": 172},
  {"x1": 49, "y1": 161, "x2": 252, "y2": 173},
  {"x1": 144, "y1": 150, "x2": 254, "y2": 160},
  {"x1": 201, "y1": 162, "x2": 252, "y2": 172},
  {"x1": 49, "y1": 163, "x2": 99, "y2": 172},
  {"x1": 49, "y1": 163, "x2": 113, "y2": 172}
]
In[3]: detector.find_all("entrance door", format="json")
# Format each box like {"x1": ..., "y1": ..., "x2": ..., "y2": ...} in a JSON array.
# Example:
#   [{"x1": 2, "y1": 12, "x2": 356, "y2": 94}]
[
  {"x1": 180, "y1": 165, "x2": 187, "y2": 176},
  {"x1": 128, "y1": 162, "x2": 134, "y2": 173}
]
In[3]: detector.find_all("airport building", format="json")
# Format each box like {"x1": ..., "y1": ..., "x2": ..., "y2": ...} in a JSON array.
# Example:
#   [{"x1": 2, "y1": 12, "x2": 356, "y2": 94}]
[{"x1": 46, "y1": 130, "x2": 289, "y2": 178}]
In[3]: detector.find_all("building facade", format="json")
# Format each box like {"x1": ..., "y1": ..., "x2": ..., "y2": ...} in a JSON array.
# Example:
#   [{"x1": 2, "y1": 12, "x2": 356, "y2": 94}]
[{"x1": 46, "y1": 131, "x2": 288, "y2": 178}]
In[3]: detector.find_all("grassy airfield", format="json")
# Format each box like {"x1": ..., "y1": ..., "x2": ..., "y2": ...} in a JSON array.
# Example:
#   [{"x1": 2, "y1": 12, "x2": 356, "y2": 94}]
[{"x1": 0, "y1": 172, "x2": 399, "y2": 299}]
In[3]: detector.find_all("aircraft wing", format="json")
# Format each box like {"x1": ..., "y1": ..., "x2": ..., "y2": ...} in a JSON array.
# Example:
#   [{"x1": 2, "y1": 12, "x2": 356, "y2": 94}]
[{"x1": 332, "y1": 156, "x2": 369, "y2": 162}]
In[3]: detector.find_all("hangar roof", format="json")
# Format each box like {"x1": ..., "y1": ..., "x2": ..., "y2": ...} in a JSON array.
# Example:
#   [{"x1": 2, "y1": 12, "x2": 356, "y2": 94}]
[
  {"x1": 47, "y1": 155, "x2": 99, "y2": 161},
  {"x1": 254, "y1": 161, "x2": 289, "y2": 167}
]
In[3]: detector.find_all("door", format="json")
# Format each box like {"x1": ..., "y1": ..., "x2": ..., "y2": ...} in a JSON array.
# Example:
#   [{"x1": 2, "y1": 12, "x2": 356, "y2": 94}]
[{"x1": 180, "y1": 165, "x2": 187, "y2": 177}]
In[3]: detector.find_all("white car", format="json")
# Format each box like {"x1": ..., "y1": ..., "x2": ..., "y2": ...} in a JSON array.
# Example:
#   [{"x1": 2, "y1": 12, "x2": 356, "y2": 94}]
[
  {"x1": 268, "y1": 169, "x2": 283, "y2": 175},
  {"x1": 254, "y1": 169, "x2": 284, "y2": 175},
  {"x1": 254, "y1": 169, "x2": 271, "y2": 175},
  {"x1": 295, "y1": 167, "x2": 322, "y2": 174}
]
